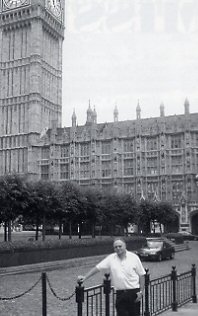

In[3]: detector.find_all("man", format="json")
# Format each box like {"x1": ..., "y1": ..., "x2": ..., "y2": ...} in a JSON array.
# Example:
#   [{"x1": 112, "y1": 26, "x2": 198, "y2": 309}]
[{"x1": 77, "y1": 238, "x2": 146, "y2": 316}]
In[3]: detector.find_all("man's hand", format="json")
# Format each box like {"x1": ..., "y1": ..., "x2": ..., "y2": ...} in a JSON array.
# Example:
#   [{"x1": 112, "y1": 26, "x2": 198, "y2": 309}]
[
  {"x1": 77, "y1": 275, "x2": 85, "y2": 283},
  {"x1": 135, "y1": 291, "x2": 143, "y2": 302},
  {"x1": 77, "y1": 267, "x2": 99, "y2": 284}
]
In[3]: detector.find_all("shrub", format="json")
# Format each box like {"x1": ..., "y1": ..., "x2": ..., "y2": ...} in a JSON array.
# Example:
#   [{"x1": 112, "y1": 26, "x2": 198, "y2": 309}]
[{"x1": 0, "y1": 235, "x2": 146, "y2": 253}]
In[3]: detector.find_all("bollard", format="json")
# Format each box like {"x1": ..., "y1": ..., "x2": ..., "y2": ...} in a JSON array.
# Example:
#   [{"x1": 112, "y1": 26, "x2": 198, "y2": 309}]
[
  {"x1": 171, "y1": 266, "x2": 178, "y2": 311},
  {"x1": 76, "y1": 281, "x2": 84, "y2": 316},
  {"x1": 103, "y1": 273, "x2": 111, "y2": 316},
  {"x1": 144, "y1": 269, "x2": 150, "y2": 316},
  {"x1": 42, "y1": 272, "x2": 47, "y2": 316},
  {"x1": 191, "y1": 264, "x2": 197, "y2": 303}
]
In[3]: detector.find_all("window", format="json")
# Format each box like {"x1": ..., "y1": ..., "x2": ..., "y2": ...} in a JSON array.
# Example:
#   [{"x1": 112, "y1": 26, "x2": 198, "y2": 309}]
[
  {"x1": 101, "y1": 141, "x2": 111, "y2": 155},
  {"x1": 60, "y1": 163, "x2": 69, "y2": 179},
  {"x1": 80, "y1": 143, "x2": 90, "y2": 156},
  {"x1": 171, "y1": 135, "x2": 182, "y2": 149},
  {"x1": 171, "y1": 156, "x2": 182, "y2": 173},
  {"x1": 80, "y1": 162, "x2": 90, "y2": 178},
  {"x1": 124, "y1": 159, "x2": 134, "y2": 176},
  {"x1": 147, "y1": 158, "x2": 158, "y2": 175},
  {"x1": 147, "y1": 137, "x2": 158, "y2": 151},
  {"x1": 41, "y1": 147, "x2": 50, "y2": 159},
  {"x1": 61, "y1": 145, "x2": 69, "y2": 157},
  {"x1": 124, "y1": 139, "x2": 134, "y2": 152},
  {"x1": 41, "y1": 165, "x2": 49, "y2": 180},
  {"x1": 101, "y1": 161, "x2": 111, "y2": 177},
  {"x1": 172, "y1": 182, "x2": 183, "y2": 201},
  {"x1": 147, "y1": 182, "x2": 158, "y2": 199}
]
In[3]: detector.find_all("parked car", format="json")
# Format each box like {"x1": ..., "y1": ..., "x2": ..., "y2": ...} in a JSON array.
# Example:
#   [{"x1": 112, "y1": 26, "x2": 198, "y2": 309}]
[
  {"x1": 135, "y1": 238, "x2": 175, "y2": 261},
  {"x1": 23, "y1": 224, "x2": 36, "y2": 231},
  {"x1": 178, "y1": 231, "x2": 198, "y2": 241}
]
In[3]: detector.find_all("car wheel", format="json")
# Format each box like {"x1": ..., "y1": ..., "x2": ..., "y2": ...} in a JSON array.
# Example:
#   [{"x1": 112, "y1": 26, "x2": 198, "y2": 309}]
[{"x1": 158, "y1": 254, "x2": 162, "y2": 262}]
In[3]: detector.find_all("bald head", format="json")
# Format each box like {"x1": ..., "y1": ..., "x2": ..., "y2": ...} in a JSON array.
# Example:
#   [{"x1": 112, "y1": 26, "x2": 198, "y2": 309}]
[
  {"x1": 113, "y1": 238, "x2": 127, "y2": 258},
  {"x1": 113, "y1": 238, "x2": 126, "y2": 248}
]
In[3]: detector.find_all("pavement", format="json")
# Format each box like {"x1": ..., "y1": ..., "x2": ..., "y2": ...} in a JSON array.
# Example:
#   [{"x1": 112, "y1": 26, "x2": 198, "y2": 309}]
[
  {"x1": 163, "y1": 302, "x2": 198, "y2": 316},
  {"x1": 0, "y1": 247, "x2": 197, "y2": 316},
  {"x1": 0, "y1": 256, "x2": 197, "y2": 316}
]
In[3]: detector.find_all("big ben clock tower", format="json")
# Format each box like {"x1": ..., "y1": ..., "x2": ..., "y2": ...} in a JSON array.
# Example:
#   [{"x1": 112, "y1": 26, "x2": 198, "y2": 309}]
[{"x1": 0, "y1": 0, "x2": 65, "y2": 176}]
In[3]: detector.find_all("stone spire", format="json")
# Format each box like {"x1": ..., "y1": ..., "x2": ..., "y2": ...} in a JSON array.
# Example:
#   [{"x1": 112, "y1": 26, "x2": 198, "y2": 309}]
[
  {"x1": 86, "y1": 100, "x2": 93, "y2": 124},
  {"x1": 114, "y1": 105, "x2": 119, "y2": 122},
  {"x1": 92, "y1": 106, "x2": 97, "y2": 124},
  {"x1": 136, "y1": 100, "x2": 141, "y2": 119},
  {"x1": 160, "y1": 102, "x2": 165, "y2": 117},
  {"x1": 72, "y1": 109, "x2": 77, "y2": 127},
  {"x1": 184, "y1": 98, "x2": 190, "y2": 115}
]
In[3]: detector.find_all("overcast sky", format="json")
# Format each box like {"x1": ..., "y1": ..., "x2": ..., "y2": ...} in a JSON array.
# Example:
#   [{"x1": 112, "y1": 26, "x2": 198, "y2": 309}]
[{"x1": 62, "y1": 0, "x2": 198, "y2": 127}]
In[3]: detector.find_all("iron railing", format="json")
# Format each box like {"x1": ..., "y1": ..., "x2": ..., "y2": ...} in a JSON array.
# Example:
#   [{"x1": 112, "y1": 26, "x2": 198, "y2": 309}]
[
  {"x1": 76, "y1": 264, "x2": 197, "y2": 316},
  {"x1": 0, "y1": 264, "x2": 196, "y2": 315}
]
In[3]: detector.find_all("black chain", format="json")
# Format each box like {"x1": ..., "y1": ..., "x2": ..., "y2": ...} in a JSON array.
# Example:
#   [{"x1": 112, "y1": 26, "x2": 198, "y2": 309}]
[
  {"x1": 46, "y1": 275, "x2": 75, "y2": 301},
  {"x1": 0, "y1": 276, "x2": 41, "y2": 301}
]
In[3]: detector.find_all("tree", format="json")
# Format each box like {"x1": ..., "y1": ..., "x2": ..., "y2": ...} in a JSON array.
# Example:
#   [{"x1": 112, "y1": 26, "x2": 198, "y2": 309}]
[
  {"x1": 101, "y1": 189, "x2": 124, "y2": 235},
  {"x1": 58, "y1": 181, "x2": 85, "y2": 239},
  {"x1": 155, "y1": 202, "x2": 178, "y2": 233},
  {"x1": 117, "y1": 193, "x2": 138, "y2": 236},
  {"x1": 137, "y1": 200, "x2": 157, "y2": 235},
  {"x1": 82, "y1": 187, "x2": 104, "y2": 238},
  {"x1": 23, "y1": 180, "x2": 59, "y2": 241},
  {"x1": 0, "y1": 174, "x2": 29, "y2": 241}
]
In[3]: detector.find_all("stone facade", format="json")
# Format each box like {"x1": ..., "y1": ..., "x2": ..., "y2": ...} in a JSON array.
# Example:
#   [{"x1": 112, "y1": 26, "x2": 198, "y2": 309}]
[
  {"x1": 33, "y1": 100, "x2": 198, "y2": 232},
  {"x1": 0, "y1": 0, "x2": 64, "y2": 175}
]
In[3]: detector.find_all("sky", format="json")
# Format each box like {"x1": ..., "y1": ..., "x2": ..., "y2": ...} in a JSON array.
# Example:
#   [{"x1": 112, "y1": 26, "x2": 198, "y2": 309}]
[{"x1": 62, "y1": 0, "x2": 198, "y2": 127}]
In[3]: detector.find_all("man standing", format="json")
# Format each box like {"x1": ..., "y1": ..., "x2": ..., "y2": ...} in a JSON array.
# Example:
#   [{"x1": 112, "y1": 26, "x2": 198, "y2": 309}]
[{"x1": 77, "y1": 238, "x2": 146, "y2": 316}]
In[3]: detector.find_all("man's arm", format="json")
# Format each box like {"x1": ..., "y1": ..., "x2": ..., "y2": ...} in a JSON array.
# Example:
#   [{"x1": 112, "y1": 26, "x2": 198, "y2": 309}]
[
  {"x1": 139, "y1": 274, "x2": 145, "y2": 292},
  {"x1": 136, "y1": 274, "x2": 145, "y2": 302},
  {"x1": 77, "y1": 266, "x2": 99, "y2": 283}
]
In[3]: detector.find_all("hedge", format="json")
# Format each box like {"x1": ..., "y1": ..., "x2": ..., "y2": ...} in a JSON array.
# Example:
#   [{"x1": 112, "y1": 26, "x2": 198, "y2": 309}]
[{"x1": 0, "y1": 236, "x2": 146, "y2": 268}]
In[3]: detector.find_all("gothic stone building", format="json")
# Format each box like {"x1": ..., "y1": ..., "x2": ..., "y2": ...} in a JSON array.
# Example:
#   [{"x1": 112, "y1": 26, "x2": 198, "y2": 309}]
[
  {"x1": 0, "y1": 1, "x2": 198, "y2": 233},
  {"x1": 32, "y1": 101, "x2": 198, "y2": 234}
]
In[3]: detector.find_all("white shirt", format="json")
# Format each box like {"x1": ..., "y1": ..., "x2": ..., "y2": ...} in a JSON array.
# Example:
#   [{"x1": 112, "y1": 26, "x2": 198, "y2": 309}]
[{"x1": 96, "y1": 251, "x2": 145, "y2": 290}]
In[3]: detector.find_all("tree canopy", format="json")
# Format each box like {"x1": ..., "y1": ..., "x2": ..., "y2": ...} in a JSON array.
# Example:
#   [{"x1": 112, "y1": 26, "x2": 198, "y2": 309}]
[{"x1": 0, "y1": 175, "x2": 178, "y2": 241}]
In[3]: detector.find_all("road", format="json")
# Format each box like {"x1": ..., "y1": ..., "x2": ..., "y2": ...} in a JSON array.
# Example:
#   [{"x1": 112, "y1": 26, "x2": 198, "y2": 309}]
[{"x1": 0, "y1": 242, "x2": 197, "y2": 316}]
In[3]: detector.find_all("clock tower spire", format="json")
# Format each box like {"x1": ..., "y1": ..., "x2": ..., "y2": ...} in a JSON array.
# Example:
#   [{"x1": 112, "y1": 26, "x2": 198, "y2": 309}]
[{"x1": 0, "y1": 0, "x2": 65, "y2": 176}]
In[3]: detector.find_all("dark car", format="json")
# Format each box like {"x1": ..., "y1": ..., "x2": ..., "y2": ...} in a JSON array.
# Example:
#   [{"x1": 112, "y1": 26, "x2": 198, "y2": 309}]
[
  {"x1": 135, "y1": 238, "x2": 175, "y2": 261},
  {"x1": 178, "y1": 231, "x2": 198, "y2": 241}
]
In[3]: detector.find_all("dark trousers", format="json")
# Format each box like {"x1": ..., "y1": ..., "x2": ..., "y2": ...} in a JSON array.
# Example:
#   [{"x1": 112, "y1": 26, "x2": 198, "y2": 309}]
[{"x1": 116, "y1": 289, "x2": 140, "y2": 316}]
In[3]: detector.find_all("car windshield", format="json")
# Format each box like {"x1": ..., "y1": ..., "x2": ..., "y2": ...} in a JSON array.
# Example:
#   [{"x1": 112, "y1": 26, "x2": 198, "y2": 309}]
[{"x1": 146, "y1": 241, "x2": 163, "y2": 249}]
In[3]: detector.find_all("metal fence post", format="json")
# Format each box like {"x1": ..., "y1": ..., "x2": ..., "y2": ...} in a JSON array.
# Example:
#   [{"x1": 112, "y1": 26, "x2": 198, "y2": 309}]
[
  {"x1": 76, "y1": 281, "x2": 84, "y2": 316},
  {"x1": 42, "y1": 272, "x2": 47, "y2": 316},
  {"x1": 103, "y1": 273, "x2": 111, "y2": 316},
  {"x1": 191, "y1": 264, "x2": 197, "y2": 303},
  {"x1": 144, "y1": 269, "x2": 150, "y2": 316},
  {"x1": 171, "y1": 266, "x2": 178, "y2": 311}
]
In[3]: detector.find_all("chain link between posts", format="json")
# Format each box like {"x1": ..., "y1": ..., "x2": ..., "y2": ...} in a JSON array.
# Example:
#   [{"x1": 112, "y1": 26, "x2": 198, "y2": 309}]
[
  {"x1": 0, "y1": 276, "x2": 42, "y2": 301},
  {"x1": 46, "y1": 274, "x2": 75, "y2": 301}
]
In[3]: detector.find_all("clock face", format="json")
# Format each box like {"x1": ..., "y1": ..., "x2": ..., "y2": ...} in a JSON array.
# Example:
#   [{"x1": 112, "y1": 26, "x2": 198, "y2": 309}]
[
  {"x1": 46, "y1": 0, "x2": 62, "y2": 19},
  {"x1": 3, "y1": 0, "x2": 27, "y2": 9}
]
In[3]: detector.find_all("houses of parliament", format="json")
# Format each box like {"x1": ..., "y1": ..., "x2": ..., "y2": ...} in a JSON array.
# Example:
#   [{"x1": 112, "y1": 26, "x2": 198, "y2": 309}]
[{"x1": 0, "y1": 0, "x2": 198, "y2": 233}]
